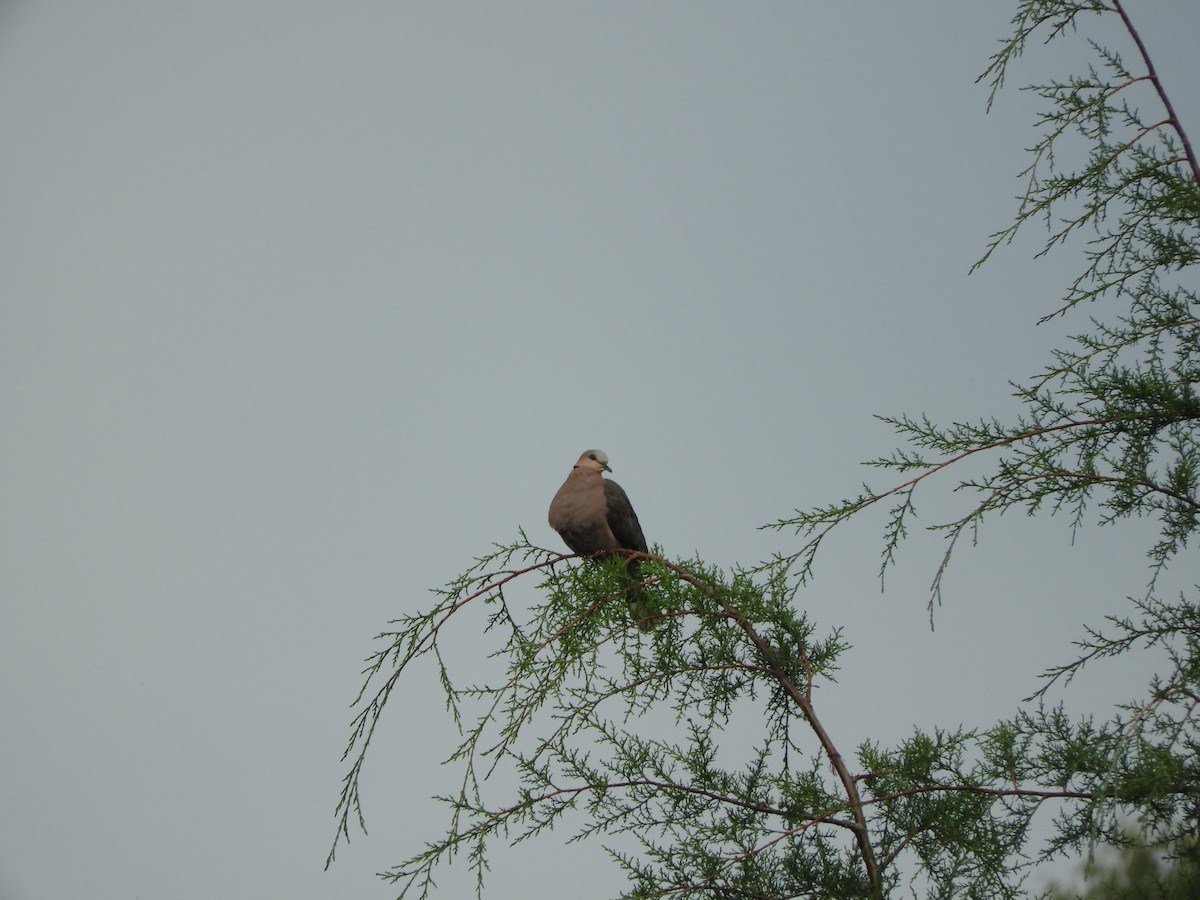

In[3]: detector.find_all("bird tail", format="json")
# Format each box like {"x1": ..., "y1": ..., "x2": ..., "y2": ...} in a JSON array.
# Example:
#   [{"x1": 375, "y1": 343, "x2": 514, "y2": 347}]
[{"x1": 624, "y1": 558, "x2": 661, "y2": 631}]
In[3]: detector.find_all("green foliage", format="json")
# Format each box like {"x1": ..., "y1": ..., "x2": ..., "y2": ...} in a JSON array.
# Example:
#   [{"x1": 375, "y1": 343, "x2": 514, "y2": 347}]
[
  {"x1": 769, "y1": 0, "x2": 1200, "y2": 604},
  {"x1": 1046, "y1": 833, "x2": 1200, "y2": 898},
  {"x1": 330, "y1": 2, "x2": 1200, "y2": 897},
  {"x1": 330, "y1": 534, "x2": 887, "y2": 897}
]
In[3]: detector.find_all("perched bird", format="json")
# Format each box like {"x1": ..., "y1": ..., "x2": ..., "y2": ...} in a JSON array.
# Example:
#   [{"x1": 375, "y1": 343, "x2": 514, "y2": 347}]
[{"x1": 548, "y1": 449, "x2": 659, "y2": 630}]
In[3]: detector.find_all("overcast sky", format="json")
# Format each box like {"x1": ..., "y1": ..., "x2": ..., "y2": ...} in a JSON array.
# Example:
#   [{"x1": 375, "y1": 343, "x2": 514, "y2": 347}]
[{"x1": 3, "y1": 3, "x2": 1200, "y2": 898}]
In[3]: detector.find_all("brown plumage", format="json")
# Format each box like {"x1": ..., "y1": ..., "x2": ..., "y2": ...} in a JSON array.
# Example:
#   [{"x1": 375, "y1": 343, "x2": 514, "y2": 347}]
[{"x1": 548, "y1": 449, "x2": 658, "y2": 630}]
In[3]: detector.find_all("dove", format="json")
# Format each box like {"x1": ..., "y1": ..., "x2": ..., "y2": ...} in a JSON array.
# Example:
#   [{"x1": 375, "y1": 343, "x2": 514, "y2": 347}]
[{"x1": 548, "y1": 449, "x2": 659, "y2": 630}]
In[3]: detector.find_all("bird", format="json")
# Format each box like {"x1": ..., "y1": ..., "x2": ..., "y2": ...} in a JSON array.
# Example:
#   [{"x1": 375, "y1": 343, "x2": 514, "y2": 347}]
[{"x1": 548, "y1": 449, "x2": 660, "y2": 630}]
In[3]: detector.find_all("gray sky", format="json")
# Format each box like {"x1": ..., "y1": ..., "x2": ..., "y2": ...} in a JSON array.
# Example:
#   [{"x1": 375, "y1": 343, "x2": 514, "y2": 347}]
[{"x1": 3, "y1": 3, "x2": 1199, "y2": 898}]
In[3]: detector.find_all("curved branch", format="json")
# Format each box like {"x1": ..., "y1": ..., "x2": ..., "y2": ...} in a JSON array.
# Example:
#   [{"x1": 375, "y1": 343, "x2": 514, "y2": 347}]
[
  {"x1": 1113, "y1": 0, "x2": 1200, "y2": 183},
  {"x1": 647, "y1": 555, "x2": 884, "y2": 895}
]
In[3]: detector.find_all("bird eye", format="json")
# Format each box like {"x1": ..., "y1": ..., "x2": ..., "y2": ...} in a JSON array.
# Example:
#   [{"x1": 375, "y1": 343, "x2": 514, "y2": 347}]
[{"x1": 588, "y1": 453, "x2": 597, "y2": 460}]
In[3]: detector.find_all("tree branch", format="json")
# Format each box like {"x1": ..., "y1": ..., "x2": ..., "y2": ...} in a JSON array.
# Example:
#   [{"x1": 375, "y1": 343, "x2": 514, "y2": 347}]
[
  {"x1": 650, "y1": 556, "x2": 884, "y2": 896},
  {"x1": 1113, "y1": 0, "x2": 1200, "y2": 183}
]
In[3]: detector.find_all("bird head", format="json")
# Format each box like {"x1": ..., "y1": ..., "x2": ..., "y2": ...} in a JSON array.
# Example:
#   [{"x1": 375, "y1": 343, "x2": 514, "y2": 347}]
[{"x1": 576, "y1": 449, "x2": 612, "y2": 473}]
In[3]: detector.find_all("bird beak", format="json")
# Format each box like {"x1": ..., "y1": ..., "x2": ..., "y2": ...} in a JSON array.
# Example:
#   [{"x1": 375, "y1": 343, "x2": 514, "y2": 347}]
[{"x1": 602, "y1": 463, "x2": 612, "y2": 472}]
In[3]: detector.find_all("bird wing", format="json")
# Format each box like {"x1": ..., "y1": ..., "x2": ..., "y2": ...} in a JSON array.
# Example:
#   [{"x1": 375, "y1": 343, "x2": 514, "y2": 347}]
[{"x1": 603, "y1": 480, "x2": 648, "y2": 554}]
